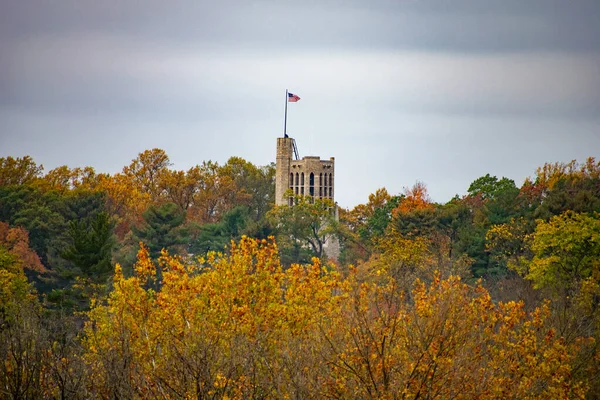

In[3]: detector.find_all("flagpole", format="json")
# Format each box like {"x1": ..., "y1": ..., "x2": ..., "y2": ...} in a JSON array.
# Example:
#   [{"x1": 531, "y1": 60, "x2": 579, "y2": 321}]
[{"x1": 284, "y1": 89, "x2": 288, "y2": 138}]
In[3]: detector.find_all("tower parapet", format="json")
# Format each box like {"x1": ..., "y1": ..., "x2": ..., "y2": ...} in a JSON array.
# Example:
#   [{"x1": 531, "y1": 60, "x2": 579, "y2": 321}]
[{"x1": 274, "y1": 137, "x2": 335, "y2": 206}]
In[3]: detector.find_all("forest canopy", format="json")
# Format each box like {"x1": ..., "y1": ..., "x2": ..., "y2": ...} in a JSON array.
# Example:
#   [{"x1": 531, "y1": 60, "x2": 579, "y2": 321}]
[{"x1": 1, "y1": 151, "x2": 599, "y2": 398}]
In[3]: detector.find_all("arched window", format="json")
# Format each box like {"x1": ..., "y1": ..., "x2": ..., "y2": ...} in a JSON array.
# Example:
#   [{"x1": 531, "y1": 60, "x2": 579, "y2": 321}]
[
  {"x1": 324, "y1": 173, "x2": 328, "y2": 186},
  {"x1": 288, "y1": 172, "x2": 294, "y2": 205},
  {"x1": 319, "y1": 173, "x2": 323, "y2": 197},
  {"x1": 295, "y1": 173, "x2": 299, "y2": 186},
  {"x1": 301, "y1": 172, "x2": 304, "y2": 186},
  {"x1": 309, "y1": 173, "x2": 315, "y2": 197}
]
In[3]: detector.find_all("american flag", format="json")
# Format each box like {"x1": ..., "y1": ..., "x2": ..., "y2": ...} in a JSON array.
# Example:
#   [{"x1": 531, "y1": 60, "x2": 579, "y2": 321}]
[{"x1": 288, "y1": 92, "x2": 301, "y2": 102}]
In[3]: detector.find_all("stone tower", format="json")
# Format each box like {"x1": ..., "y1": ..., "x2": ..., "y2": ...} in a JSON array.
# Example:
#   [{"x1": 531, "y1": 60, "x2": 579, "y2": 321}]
[
  {"x1": 275, "y1": 136, "x2": 335, "y2": 206},
  {"x1": 274, "y1": 136, "x2": 339, "y2": 259}
]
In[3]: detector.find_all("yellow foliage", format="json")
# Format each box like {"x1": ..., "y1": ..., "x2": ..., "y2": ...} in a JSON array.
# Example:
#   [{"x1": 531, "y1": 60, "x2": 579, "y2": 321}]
[{"x1": 83, "y1": 237, "x2": 589, "y2": 399}]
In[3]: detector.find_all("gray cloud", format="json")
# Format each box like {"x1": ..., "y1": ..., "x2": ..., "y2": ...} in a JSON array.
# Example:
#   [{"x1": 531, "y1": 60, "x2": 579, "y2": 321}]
[
  {"x1": 1, "y1": 0, "x2": 599, "y2": 53},
  {"x1": 1, "y1": 0, "x2": 599, "y2": 208},
  {"x1": 5, "y1": 41, "x2": 599, "y2": 118}
]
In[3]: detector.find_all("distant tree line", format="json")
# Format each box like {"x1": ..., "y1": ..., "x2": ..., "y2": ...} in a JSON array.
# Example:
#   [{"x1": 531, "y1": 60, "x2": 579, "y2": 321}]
[{"x1": 1, "y1": 152, "x2": 599, "y2": 398}]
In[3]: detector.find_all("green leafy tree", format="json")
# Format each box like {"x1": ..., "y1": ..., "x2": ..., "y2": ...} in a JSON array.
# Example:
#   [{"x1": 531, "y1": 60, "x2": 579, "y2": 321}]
[
  {"x1": 268, "y1": 194, "x2": 336, "y2": 264},
  {"x1": 526, "y1": 212, "x2": 600, "y2": 391},
  {"x1": 436, "y1": 199, "x2": 472, "y2": 260},
  {"x1": 468, "y1": 174, "x2": 519, "y2": 201},
  {"x1": 468, "y1": 174, "x2": 520, "y2": 224},
  {"x1": 359, "y1": 195, "x2": 401, "y2": 241},
  {"x1": 339, "y1": 188, "x2": 400, "y2": 265},
  {"x1": 457, "y1": 175, "x2": 521, "y2": 276},
  {"x1": 526, "y1": 211, "x2": 600, "y2": 291}
]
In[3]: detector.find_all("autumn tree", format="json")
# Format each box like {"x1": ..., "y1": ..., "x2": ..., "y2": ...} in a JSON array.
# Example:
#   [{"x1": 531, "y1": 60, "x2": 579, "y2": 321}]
[
  {"x1": 527, "y1": 212, "x2": 600, "y2": 312},
  {"x1": 81, "y1": 236, "x2": 590, "y2": 399},
  {"x1": 159, "y1": 167, "x2": 202, "y2": 212},
  {"x1": 519, "y1": 157, "x2": 600, "y2": 219},
  {"x1": 377, "y1": 183, "x2": 474, "y2": 281},
  {"x1": 388, "y1": 182, "x2": 436, "y2": 247},
  {"x1": 339, "y1": 188, "x2": 401, "y2": 264},
  {"x1": 0, "y1": 245, "x2": 47, "y2": 399},
  {"x1": 0, "y1": 155, "x2": 43, "y2": 186},
  {"x1": 98, "y1": 173, "x2": 150, "y2": 236},
  {"x1": 122, "y1": 148, "x2": 171, "y2": 202},
  {"x1": 0, "y1": 222, "x2": 46, "y2": 274},
  {"x1": 392, "y1": 181, "x2": 433, "y2": 216},
  {"x1": 186, "y1": 161, "x2": 238, "y2": 224},
  {"x1": 485, "y1": 216, "x2": 537, "y2": 295},
  {"x1": 218, "y1": 157, "x2": 276, "y2": 221},
  {"x1": 268, "y1": 194, "x2": 337, "y2": 264},
  {"x1": 324, "y1": 272, "x2": 588, "y2": 399},
  {"x1": 490, "y1": 211, "x2": 600, "y2": 297},
  {"x1": 0, "y1": 240, "x2": 90, "y2": 399},
  {"x1": 83, "y1": 237, "x2": 344, "y2": 398},
  {"x1": 2, "y1": 149, "x2": 600, "y2": 398},
  {"x1": 40, "y1": 165, "x2": 105, "y2": 193}
]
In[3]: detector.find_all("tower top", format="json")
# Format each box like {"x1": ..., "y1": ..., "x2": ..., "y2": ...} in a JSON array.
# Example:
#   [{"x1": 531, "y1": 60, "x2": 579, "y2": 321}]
[{"x1": 274, "y1": 137, "x2": 335, "y2": 206}]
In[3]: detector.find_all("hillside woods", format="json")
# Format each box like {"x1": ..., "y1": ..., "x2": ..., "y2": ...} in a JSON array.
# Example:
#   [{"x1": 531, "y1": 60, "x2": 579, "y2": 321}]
[{"x1": 1, "y1": 151, "x2": 599, "y2": 398}]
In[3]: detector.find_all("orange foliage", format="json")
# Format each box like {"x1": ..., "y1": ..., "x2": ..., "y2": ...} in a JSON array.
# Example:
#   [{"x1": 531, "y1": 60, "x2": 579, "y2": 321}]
[
  {"x1": 98, "y1": 173, "x2": 150, "y2": 216},
  {"x1": 346, "y1": 188, "x2": 393, "y2": 229},
  {"x1": 527, "y1": 157, "x2": 600, "y2": 196},
  {"x1": 0, "y1": 222, "x2": 46, "y2": 273},
  {"x1": 393, "y1": 181, "x2": 433, "y2": 216}
]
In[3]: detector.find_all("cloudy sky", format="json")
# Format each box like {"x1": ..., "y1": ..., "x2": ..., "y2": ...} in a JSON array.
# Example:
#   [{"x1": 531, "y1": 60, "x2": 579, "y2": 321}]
[{"x1": 1, "y1": 0, "x2": 599, "y2": 208}]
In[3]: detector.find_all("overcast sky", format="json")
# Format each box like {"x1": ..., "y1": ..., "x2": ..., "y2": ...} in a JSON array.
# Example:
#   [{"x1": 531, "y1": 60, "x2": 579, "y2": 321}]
[{"x1": 1, "y1": 0, "x2": 599, "y2": 208}]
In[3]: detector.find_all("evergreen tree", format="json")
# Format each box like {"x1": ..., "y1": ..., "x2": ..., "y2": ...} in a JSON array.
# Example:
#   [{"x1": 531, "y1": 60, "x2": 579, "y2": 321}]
[
  {"x1": 61, "y1": 212, "x2": 115, "y2": 281},
  {"x1": 189, "y1": 206, "x2": 250, "y2": 255},
  {"x1": 132, "y1": 202, "x2": 187, "y2": 258}
]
